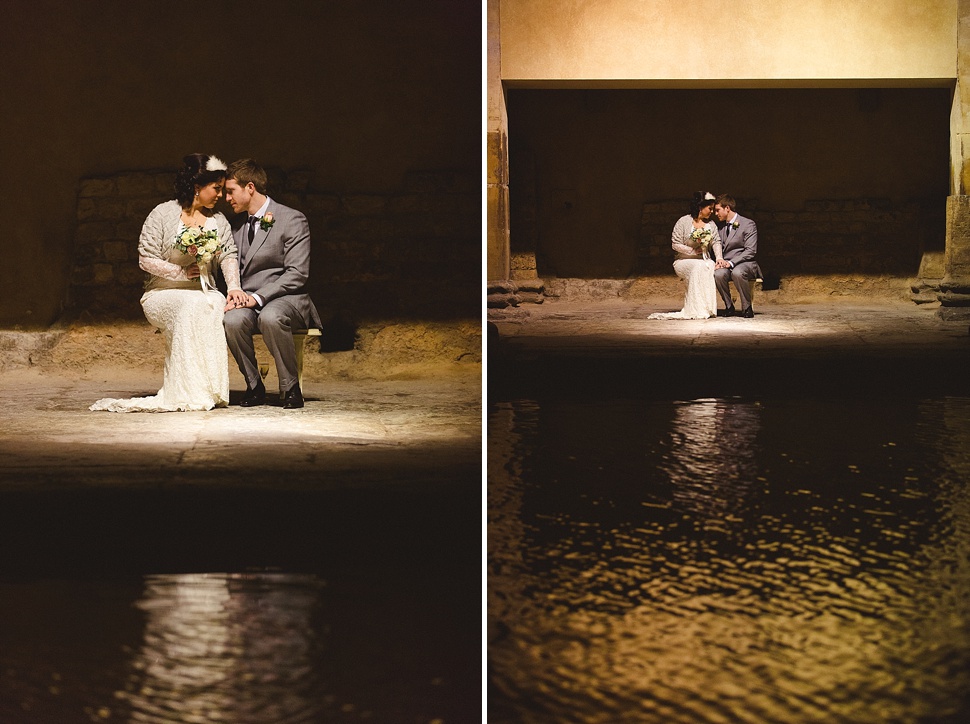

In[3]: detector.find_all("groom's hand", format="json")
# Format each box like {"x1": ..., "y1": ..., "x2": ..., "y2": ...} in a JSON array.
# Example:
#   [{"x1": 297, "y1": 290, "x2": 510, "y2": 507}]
[
  {"x1": 224, "y1": 290, "x2": 255, "y2": 311},
  {"x1": 715, "y1": 260, "x2": 732, "y2": 269}
]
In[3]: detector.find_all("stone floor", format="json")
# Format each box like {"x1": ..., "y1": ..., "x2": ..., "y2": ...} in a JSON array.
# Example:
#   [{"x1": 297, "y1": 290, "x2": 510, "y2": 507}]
[{"x1": 0, "y1": 369, "x2": 481, "y2": 492}]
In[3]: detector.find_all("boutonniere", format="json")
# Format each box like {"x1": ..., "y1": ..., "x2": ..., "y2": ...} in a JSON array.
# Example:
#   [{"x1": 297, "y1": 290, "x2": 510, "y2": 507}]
[
  {"x1": 731, "y1": 221, "x2": 739, "y2": 230},
  {"x1": 259, "y1": 212, "x2": 275, "y2": 231}
]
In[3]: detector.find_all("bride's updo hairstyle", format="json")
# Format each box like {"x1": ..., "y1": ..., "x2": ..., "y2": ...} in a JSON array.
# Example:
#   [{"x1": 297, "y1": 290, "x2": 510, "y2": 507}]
[
  {"x1": 688, "y1": 191, "x2": 717, "y2": 219},
  {"x1": 174, "y1": 153, "x2": 228, "y2": 206}
]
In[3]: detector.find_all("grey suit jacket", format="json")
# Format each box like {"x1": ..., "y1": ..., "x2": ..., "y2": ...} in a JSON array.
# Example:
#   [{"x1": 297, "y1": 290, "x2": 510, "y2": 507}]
[
  {"x1": 719, "y1": 214, "x2": 762, "y2": 274},
  {"x1": 232, "y1": 199, "x2": 322, "y2": 330}
]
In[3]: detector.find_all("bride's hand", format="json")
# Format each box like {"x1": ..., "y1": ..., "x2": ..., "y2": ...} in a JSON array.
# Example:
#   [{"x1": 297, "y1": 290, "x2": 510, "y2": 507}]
[{"x1": 185, "y1": 263, "x2": 201, "y2": 279}]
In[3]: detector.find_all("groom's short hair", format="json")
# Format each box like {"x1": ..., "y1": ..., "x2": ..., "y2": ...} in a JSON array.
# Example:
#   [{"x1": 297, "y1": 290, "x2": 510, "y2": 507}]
[
  {"x1": 227, "y1": 159, "x2": 268, "y2": 194},
  {"x1": 716, "y1": 194, "x2": 737, "y2": 211}
]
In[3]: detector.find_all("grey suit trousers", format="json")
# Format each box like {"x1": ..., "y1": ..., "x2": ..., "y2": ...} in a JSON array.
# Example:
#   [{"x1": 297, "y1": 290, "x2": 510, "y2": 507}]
[
  {"x1": 224, "y1": 297, "x2": 303, "y2": 392},
  {"x1": 715, "y1": 261, "x2": 759, "y2": 311}
]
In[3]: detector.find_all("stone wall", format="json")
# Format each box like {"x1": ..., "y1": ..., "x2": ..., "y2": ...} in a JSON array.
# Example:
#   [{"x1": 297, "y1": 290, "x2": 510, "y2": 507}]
[
  {"x1": 68, "y1": 168, "x2": 480, "y2": 323},
  {"x1": 637, "y1": 198, "x2": 939, "y2": 278}
]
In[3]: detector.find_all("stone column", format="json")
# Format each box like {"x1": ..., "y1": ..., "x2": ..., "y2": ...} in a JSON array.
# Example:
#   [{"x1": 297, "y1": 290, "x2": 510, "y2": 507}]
[
  {"x1": 487, "y1": 0, "x2": 512, "y2": 301},
  {"x1": 486, "y1": 0, "x2": 544, "y2": 308},
  {"x1": 940, "y1": 0, "x2": 970, "y2": 318}
]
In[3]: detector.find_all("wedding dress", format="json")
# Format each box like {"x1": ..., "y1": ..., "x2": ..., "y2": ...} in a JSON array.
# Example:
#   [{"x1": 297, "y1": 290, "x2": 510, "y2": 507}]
[
  {"x1": 648, "y1": 258, "x2": 717, "y2": 320},
  {"x1": 649, "y1": 216, "x2": 720, "y2": 320},
  {"x1": 91, "y1": 212, "x2": 239, "y2": 413}
]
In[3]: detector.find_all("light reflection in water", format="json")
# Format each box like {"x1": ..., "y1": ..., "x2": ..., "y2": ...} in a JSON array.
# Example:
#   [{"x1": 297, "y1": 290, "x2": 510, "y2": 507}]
[
  {"x1": 488, "y1": 396, "x2": 970, "y2": 723},
  {"x1": 116, "y1": 572, "x2": 324, "y2": 724},
  {"x1": 661, "y1": 400, "x2": 760, "y2": 524}
]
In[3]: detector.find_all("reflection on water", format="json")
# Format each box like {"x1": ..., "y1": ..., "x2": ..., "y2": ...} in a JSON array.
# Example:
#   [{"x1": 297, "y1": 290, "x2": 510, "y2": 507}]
[
  {"x1": 119, "y1": 573, "x2": 323, "y2": 723},
  {"x1": 1, "y1": 560, "x2": 475, "y2": 723},
  {"x1": 488, "y1": 396, "x2": 970, "y2": 723},
  {"x1": 662, "y1": 400, "x2": 760, "y2": 523}
]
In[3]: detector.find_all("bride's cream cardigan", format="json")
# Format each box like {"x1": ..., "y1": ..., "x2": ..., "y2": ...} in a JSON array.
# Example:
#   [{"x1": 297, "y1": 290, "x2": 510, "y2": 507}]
[
  {"x1": 137, "y1": 200, "x2": 240, "y2": 293},
  {"x1": 670, "y1": 214, "x2": 723, "y2": 262}
]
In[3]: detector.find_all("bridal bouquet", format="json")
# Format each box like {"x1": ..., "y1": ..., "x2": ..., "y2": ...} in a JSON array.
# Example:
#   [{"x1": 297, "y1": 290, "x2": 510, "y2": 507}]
[
  {"x1": 174, "y1": 227, "x2": 222, "y2": 265},
  {"x1": 689, "y1": 228, "x2": 715, "y2": 254}
]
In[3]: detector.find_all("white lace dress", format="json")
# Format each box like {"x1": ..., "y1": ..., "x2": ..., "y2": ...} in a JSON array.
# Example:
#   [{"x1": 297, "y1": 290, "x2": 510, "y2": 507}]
[
  {"x1": 649, "y1": 215, "x2": 723, "y2": 320},
  {"x1": 91, "y1": 202, "x2": 241, "y2": 413}
]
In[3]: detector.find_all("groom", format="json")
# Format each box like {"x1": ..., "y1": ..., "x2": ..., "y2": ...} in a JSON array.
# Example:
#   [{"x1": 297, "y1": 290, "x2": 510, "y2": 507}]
[
  {"x1": 223, "y1": 158, "x2": 322, "y2": 409},
  {"x1": 714, "y1": 194, "x2": 762, "y2": 318}
]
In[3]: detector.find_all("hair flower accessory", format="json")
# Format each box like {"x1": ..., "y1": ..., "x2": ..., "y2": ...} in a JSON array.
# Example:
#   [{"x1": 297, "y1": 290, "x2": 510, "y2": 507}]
[
  {"x1": 205, "y1": 155, "x2": 227, "y2": 172},
  {"x1": 259, "y1": 212, "x2": 275, "y2": 231}
]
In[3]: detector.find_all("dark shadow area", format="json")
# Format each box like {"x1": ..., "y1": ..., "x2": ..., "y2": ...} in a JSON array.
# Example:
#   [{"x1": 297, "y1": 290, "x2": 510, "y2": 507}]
[
  {"x1": 318, "y1": 315, "x2": 359, "y2": 353},
  {"x1": 0, "y1": 484, "x2": 481, "y2": 723},
  {"x1": 0, "y1": 484, "x2": 479, "y2": 580},
  {"x1": 508, "y1": 88, "x2": 949, "y2": 279},
  {"x1": 489, "y1": 348, "x2": 970, "y2": 402}
]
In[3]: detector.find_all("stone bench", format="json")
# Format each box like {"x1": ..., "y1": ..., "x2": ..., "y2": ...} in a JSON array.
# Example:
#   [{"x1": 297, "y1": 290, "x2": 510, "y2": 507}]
[
  {"x1": 254, "y1": 328, "x2": 321, "y2": 388},
  {"x1": 750, "y1": 277, "x2": 764, "y2": 297}
]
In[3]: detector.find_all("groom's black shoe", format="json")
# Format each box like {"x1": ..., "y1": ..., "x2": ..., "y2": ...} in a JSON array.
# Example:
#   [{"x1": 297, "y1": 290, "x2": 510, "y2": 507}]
[
  {"x1": 717, "y1": 307, "x2": 736, "y2": 317},
  {"x1": 741, "y1": 307, "x2": 755, "y2": 318},
  {"x1": 282, "y1": 384, "x2": 304, "y2": 410},
  {"x1": 240, "y1": 379, "x2": 266, "y2": 407}
]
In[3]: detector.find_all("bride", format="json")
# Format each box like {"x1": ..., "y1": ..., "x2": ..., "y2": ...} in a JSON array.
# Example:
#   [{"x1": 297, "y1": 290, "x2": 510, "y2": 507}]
[
  {"x1": 91, "y1": 154, "x2": 249, "y2": 412},
  {"x1": 649, "y1": 191, "x2": 724, "y2": 320}
]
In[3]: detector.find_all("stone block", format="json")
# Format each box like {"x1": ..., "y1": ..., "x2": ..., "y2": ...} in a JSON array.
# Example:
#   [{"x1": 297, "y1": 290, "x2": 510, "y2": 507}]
[
  {"x1": 405, "y1": 171, "x2": 438, "y2": 193},
  {"x1": 937, "y1": 306, "x2": 970, "y2": 320},
  {"x1": 511, "y1": 252, "x2": 537, "y2": 280},
  {"x1": 93, "y1": 264, "x2": 114, "y2": 284},
  {"x1": 74, "y1": 221, "x2": 115, "y2": 244},
  {"x1": 118, "y1": 266, "x2": 146, "y2": 285},
  {"x1": 126, "y1": 198, "x2": 159, "y2": 219},
  {"x1": 103, "y1": 241, "x2": 130, "y2": 262},
  {"x1": 945, "y1": 195, "x2": 970, "y2": 278},
  {"x1": 388, "y1": 194, "x2": 431, "y2": 214},
  {"x1": 155, "y1": 173, "x2": 176, "y2": 194},
  {"x1": 917, "y1": 250, "x2": 946, "y2": 279},
  {"x1": 304, "y1": 193, "x2": 340, "y2": 214},
  {"x1": 266, "y1": 168, "x2": 286, "y2": 191},
  {"x1": 487, "y1": 292, "x2": 519, "y2": 308},
  {"x1": 71, "y1": 266, "x2": 95, "y2": 285},
  {"x1": 77, "y1": 198, "x2": 98, "y2": 221},
  {"x1": 275, "y1": 193, "x2": 303, "y2": 209},
  {"x1": 93, "y1": 199, "x2": 128, "y2": 221},
  {"x1": 343, "y1": 217, "x2": 395, "y2": 239},
  {"x1": 116, "y1": 220, "x2": 145, "y2": 239},
  {"x1": 342, "y1": 195, "x2": 387, "y2": 215},
  {"x1": 286, "y1": 170, "x2": 311, "y2": 192},
  {"x1": 116, "y1": 172, "x2": 157, "y2": 196},
  {"x1": 79, "y1": 178, "x2": 116, "y2": 197}
]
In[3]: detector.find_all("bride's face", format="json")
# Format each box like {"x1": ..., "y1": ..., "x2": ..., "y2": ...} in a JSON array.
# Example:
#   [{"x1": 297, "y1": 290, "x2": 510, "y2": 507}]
[
  {"x1": 195, "y1": 181, "x2": 224, "y2": 209},
  {"x1": 697, "y1": 204, "x2": 713, "y2": 221}
]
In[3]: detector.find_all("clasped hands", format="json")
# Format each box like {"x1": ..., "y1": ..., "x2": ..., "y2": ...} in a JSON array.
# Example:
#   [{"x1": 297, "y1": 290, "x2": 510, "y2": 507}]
[
  {"x1": 715, "y1": 259, "x2": 732, "y2": 270},
  {"x1": 225, "y1": 290, "x2": 257, "y2": 311},
  {"x1": 184, "y1": 265, "x2": 255, "y2": 310}
]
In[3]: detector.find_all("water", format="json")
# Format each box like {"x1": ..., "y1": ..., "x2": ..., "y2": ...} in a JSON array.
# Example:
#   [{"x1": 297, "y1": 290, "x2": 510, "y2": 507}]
[
  {"x1": 0, "y1": 486, "x2": 480, "y2": 723},
  {"x1": 488, "y1": 395, "x2": 970, "y2": 723}
]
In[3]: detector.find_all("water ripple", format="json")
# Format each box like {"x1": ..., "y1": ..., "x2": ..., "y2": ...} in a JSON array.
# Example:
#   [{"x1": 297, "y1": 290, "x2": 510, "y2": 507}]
[{"x1": 489, "y1": 396, "x2": 970, "y2": 723}]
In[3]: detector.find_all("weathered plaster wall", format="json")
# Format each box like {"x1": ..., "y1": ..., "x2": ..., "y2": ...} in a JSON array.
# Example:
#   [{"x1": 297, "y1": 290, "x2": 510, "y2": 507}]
[
  {"x1": 0, "y1": 0, "x2": 480, "y2": 328},
  {"x1": 501, "y1": 0, "x2": 956, "y2": 84}
]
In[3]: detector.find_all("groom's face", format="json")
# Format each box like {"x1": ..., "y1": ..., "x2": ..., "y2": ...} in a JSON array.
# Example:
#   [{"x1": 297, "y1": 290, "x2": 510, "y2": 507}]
[
  {"x1": 714, "y1": 204, "x2": 731, "y2": 222},
  {"x1": 224, "y1": 178, "x2": 253, "y2": 214}
]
